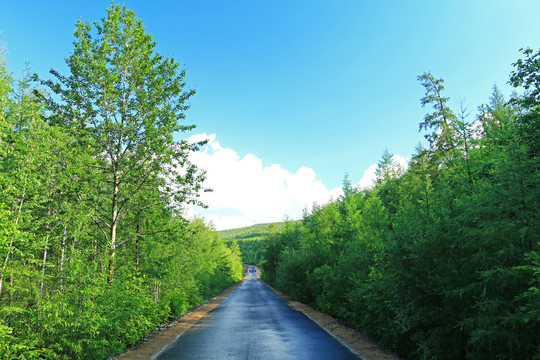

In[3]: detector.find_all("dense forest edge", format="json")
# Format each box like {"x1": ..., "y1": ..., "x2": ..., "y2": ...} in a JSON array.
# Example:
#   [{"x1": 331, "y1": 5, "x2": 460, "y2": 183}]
[
  {"x1": 258, "y1": 52, "x2": 540, "y2": 359},
  {"x1": 0, "y1": 4, "x2": 243, "y2": 359},
  {"x1": 219, "y1": 222, "x2": 296, "y2": 265}
]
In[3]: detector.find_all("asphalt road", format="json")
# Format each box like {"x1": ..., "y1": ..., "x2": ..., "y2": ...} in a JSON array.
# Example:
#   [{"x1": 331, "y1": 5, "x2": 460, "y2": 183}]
[{"x1": 156, "y1": 267, "x2": 360, "y2": 359}]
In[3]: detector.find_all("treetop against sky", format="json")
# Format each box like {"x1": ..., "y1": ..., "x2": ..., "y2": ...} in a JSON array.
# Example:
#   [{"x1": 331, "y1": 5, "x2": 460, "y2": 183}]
[{"x1": 1, "y1": 1, "x2": 539, "y2": 229}]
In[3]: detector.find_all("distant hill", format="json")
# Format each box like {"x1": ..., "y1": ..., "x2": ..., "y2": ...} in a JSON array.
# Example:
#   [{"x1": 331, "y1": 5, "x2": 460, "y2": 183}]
[
  {"x1": 218, "y1": 221, "x2": 292, "y2": 241},
  {"x1": 219, "y1": 221, "x2": 298, "y2": 265}
]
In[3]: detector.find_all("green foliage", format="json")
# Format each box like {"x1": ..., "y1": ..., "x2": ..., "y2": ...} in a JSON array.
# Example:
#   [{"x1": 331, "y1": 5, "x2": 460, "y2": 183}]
[
  {"x1": 262, "y1": 52, "x2": 540, "y2": 359},
  {"x1": 231, "y1": 238, "x2": 267, "y2": 264},
  {"x1": 418, "y1": 72, "x2": 457, "y2": 155},
  {"x1": 219, "y1": 221, "x2": 295, "y2": 266},
  {"x1": 0, "y1": 4, "x2": 241, "y2": 359},
  {"x1": 219, "y1": 222, "x2": 292, "y2": 240},
  {"x1": 35, "y1": 2, "x2": 207, "y2": 284}
]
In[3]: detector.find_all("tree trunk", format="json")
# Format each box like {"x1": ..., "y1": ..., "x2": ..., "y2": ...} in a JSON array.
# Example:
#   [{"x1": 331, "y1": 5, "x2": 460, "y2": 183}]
[
  {"x1": 59, "y1": 225, "x2": 67, "y2": 291},
  {"x1": 0, "y1": 182, "x2": 26, "y2": 295},
  {"x1": 153, "y1": 279, "x2": 161, "y2": 303},
  {"x1": 0, "y1": 237, "x2": 15, "y2": 296},
  {"x1": 108, "y1": 170, "x2": 119, "y2": 284},
  {"x1": 135, "y1": 209, "x2": 140, "y2": 273},
  {"x1": 8, "y1": 255, "x2": 14, "y2": 327},
  {"x1": 40, "y1": 208, "x2": 52, "y2": 296},
  {"x1": 40, "y1": 234, "x2": 50, "y2": 296}
]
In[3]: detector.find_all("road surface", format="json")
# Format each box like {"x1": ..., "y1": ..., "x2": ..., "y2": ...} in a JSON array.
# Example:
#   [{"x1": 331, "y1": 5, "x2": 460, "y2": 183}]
[{"x1": 156, "y1": 267, "x2": 360, "y2": 359}]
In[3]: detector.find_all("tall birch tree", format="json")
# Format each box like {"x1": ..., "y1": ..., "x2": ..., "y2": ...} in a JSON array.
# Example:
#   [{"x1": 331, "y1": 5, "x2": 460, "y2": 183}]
[{"x1": 37, "y1": 3, "x2": 205, "y2": 283}]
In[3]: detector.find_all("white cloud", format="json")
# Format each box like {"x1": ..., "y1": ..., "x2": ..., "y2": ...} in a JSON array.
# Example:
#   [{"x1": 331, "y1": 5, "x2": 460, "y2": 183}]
[
  {"x1": 356, "y1": 154, "x2": 409, "y2": 190},
  {"x1": 182, "y1": 134, "x2": 410, "y2": 230},
  {"x1": 184, "y1": 134, "x2": 342, "y2": 230},
  {"x1": 357, "y1": 163, "x2": 379, "y2": 189},
  {"x1": 391, "y1": 154, "x2": 409, "y2": 176}
]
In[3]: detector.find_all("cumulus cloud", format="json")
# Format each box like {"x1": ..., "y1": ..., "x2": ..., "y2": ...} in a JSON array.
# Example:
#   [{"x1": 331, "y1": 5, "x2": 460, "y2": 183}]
[
  {"x1": 356, "y1": 154, "x2": 409, "y2": 190},
  {"x1": 357, "y1": 164, "x2": 379, "y2": 189},
  {"x1": 184, "y1": 134, "x2": 343, "y2": 230},
  {"x1": 393, "y1": 154, "x2": 409, "y2": 169},
  {"x1": 182, "y1": 134, "x2": 410, "y2": 230}
]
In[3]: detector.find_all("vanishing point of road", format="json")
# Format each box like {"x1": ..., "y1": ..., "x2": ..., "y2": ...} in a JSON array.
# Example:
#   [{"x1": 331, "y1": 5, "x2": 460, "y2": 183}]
[{"x1": 156, "y1": 267, "x2": 361, "y2": 359}]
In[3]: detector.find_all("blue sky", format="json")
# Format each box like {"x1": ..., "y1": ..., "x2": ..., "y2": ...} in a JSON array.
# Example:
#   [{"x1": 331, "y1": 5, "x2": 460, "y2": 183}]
[{"x1": 2, "y1": 1, "x2": 540, "y2": 229}]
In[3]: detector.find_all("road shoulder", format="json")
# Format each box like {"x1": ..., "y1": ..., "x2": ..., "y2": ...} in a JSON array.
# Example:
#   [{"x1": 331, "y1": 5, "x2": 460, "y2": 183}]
[
  {"x1": 115, "y1": 274, "x2": 401, "y2": 360},
  {"x1": 263, "y1": 282, "x2": 401, "y2": 360},
  {"x1": 114, "y1": 280, "x2": 244, "y2": 360}
]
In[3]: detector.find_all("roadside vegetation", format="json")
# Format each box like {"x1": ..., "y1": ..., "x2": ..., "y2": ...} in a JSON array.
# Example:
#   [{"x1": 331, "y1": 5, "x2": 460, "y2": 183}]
[
  {"x1": 219, "y1": 222, "x2": 295, "y2": 265},
  {"x1": 0, "y1": 4, "x2": 242, "y2": 359},
  {"x1": 1, "y1": 2, "x2": 539, "y2": 359},
  {"x1": 261, "y1": 51, "x2": 540, "y2": 360}
]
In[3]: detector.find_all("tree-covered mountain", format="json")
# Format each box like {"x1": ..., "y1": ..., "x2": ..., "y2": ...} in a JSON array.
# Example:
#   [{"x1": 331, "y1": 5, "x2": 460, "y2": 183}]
[{"x1": 219, "y1": 222, "x2": 297, "y2": 265}]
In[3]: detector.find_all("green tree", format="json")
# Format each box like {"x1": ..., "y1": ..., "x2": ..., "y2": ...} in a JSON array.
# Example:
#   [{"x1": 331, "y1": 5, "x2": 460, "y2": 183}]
[
  {"x1": 418, "y1": 72, "x2": 457, "y2": 157},
  {"x1": 0, "y1": 7, "x2": 243, "y2": 358},
  {"x1": 37, "y1": 4, "x2": 206, "y2": 283}
]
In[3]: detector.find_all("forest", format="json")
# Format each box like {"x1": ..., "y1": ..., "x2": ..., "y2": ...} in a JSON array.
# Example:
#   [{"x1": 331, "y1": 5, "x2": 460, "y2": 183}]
[
  {"x1": 1, "y1": 3, "x2": 539, "y2": 360},
  {"x1": 261, "y1": 51, "x2": 539, "y2": 359},
  {"x1": 0, "y1": 5, "x2": 243, "y2": 359},
  {"x1": 219, "y1": 222, "x2": 293, "y2": 265}
]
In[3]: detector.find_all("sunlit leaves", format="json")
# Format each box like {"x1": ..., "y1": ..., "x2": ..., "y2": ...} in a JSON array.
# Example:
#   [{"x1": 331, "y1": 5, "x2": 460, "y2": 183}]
[
  {"x1": 0, "y1": 4, "x2": 239, "y2": 359},
  {"x1": 263, "y1": 58, "x2": 540, "y2": 359}
]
